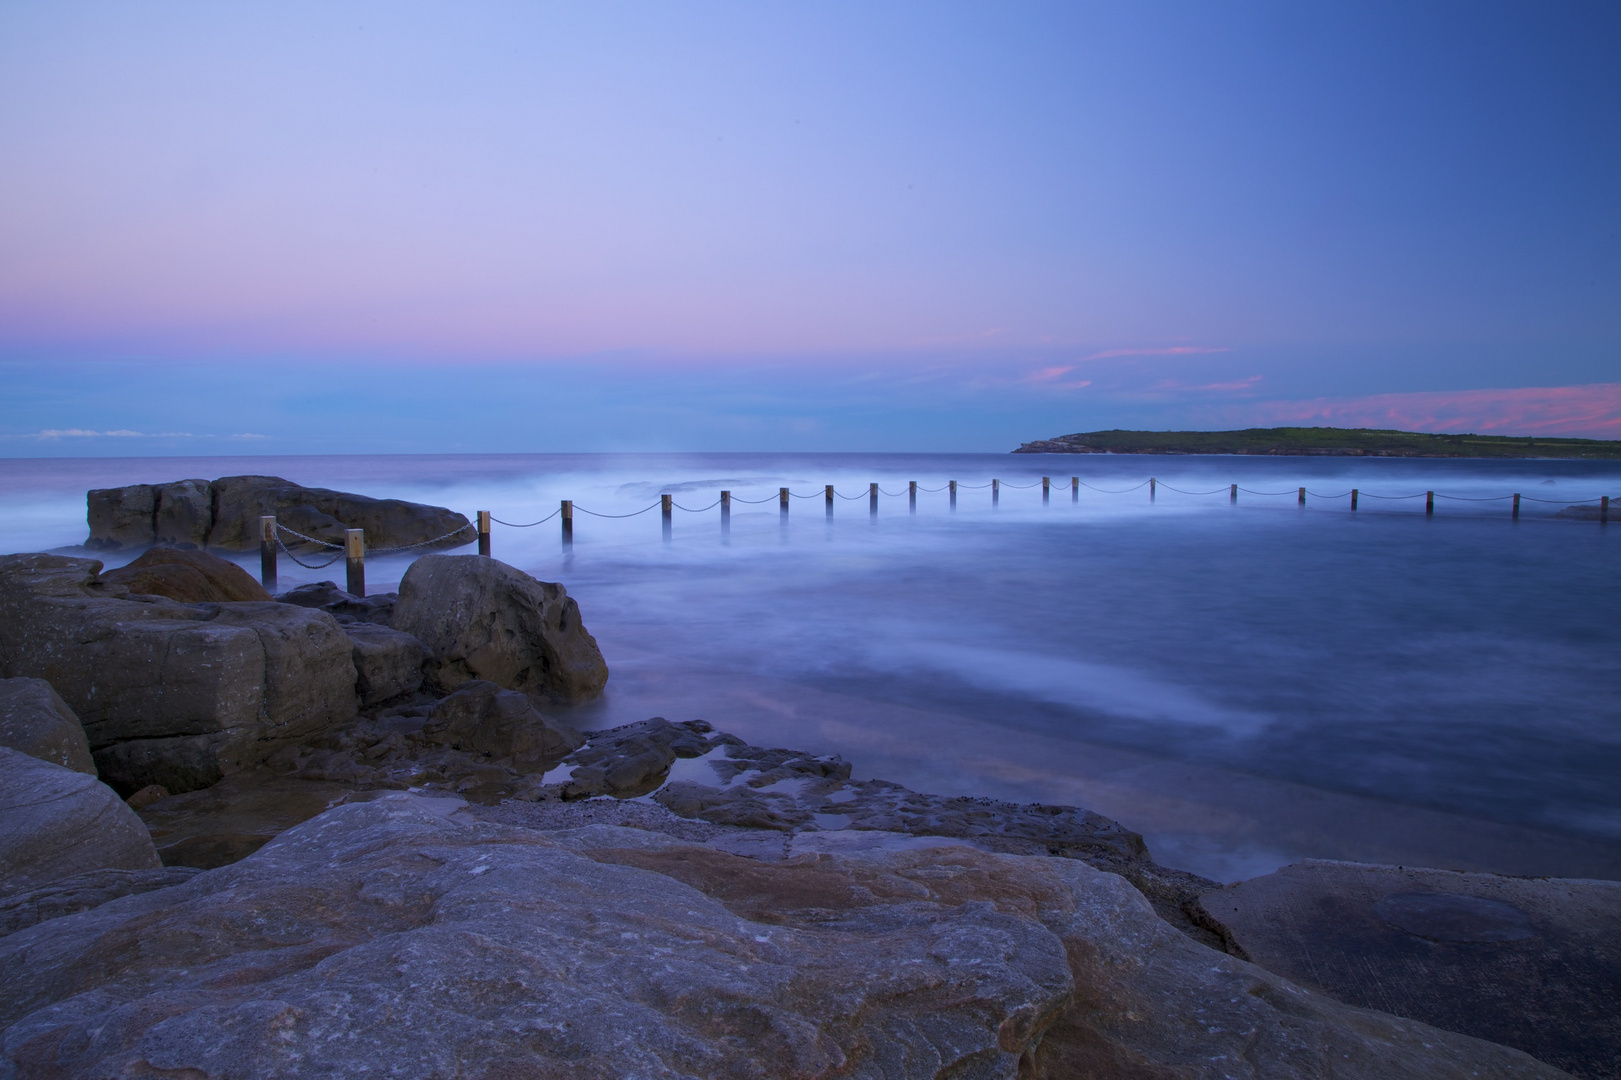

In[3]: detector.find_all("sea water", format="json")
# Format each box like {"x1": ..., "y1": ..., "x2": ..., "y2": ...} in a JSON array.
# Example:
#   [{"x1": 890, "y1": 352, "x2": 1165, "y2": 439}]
[{"x1": 2, "y1": 452, "x2": 1618, "y2": 884}]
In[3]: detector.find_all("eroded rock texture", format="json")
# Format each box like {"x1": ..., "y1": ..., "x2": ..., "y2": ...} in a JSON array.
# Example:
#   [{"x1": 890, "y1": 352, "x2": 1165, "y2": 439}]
[
  {"x1": 392, "y1": 554, "x2": 609, "y2": 702},
  {"x1": 0, "y1": 747, "x2": 160, "y2": 895},
  {"x1": 98, "y1": 546, "x2": 273, "y2": 603},
  {"x1": 0, "y1": 794, "x2": 1566, "y2": 1079},
  {"x1": 0, "y1": 677, "x2": 94, "y2": 774},
  {"x1": 0, "y1": 554, "x2": 358, "y2": 794}
]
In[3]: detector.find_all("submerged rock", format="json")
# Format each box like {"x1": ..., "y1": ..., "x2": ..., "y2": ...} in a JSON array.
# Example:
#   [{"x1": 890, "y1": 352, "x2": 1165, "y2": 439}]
[
  {"x1": 392, "y1": 554, "x2": 609, "y2": 702},
  {"x1": 0, "y1": 747, "x2": 160, "y2": 896},
  {"x1": 0, "y1": 554, "x2": 358, "y2": 794},
  {"x1": 0, "y1": 677, "x2": 95, "y2": 774},
  {"x1": 84, "y1": 475, "x2": 473, "y2": 553},
  {"x1": 98, "y1": 546, "x2": 272, "y2": 603},
  {"x1": 0, "y1": 794, "x2": 1566, "y2": 1078}
]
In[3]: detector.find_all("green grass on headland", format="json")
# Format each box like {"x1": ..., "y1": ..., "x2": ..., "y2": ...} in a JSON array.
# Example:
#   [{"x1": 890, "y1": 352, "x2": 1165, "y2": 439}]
[{"x1": 1012, "y1": 426, "x2": 1621, "y2": 459}]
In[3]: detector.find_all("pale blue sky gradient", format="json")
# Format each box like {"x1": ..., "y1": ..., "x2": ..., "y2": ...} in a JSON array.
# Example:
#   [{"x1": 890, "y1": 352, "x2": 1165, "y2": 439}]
[{"x1": 2, "y1": 1, "x2": 1617, "y2": 453}]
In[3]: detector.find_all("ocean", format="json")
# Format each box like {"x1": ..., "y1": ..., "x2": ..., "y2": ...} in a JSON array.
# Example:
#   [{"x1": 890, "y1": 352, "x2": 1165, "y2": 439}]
[{"x1": 3, "y1": 451, "x2": 1618, "y2": 884}]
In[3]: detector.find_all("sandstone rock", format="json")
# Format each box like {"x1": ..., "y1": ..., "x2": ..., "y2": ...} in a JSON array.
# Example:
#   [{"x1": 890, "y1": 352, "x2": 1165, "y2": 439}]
[
  {"x1": 83, "y1": 484, "x2": 156, "y2": 550},
  {"x1": 206, "y1": 475, "x2": 472, "y2": 552},
  {"x1": 0, "y1": 866, "x2": 200, "y2": 937},
  {"x1": 0, "y1": 677, "x2": 94, "y2": 774},
  {"x1": 0, "y1": 794, "x2": 1566, "y2": 1078},
  {"x1": 562, "y1": 717, "x2": 713, "y2": 798},
  {"x1": 83, "y1": 476, "x2": 473, "y2": 553},
  {"x1": 152, "y1": 478, "x2": 213, "y2": 547},
  {"x1": 98, "y1": 546, "x2": 272, "y2": 603},
  {"x1": 125, "y1": 784, "x2": 170, "y2": 810},
  {"x1": 278, "y1": 580, "x2": 397, "y2": 625},
  {"x1": 1196, "y1": 860, "x2": 1621, "y2": 1079},
  {"x1": 346, "y1": 623, "x2": 429, "y2": 705},
  {"x1": 0, "y1": 554, "x2": 358, "y2": 795},
  {"x1": 0, "y1": 747, "x2": 160, "y2": 896},
  {"x1": 393, "y1": 554, "x2": 608, "y2": 702},
  {"x1": 424, "y1": 679, "x2": 583, "y2": 771}
]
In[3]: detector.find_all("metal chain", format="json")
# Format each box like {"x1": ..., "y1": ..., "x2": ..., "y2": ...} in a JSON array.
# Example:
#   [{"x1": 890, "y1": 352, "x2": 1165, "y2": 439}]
[
  {"x1": 275, "y1": 536, "x2": 345, "y2": 569},
  {"x1": 491, "y1": 508, "x2": 561, "y2": 528},
  {"x1": 273, "y1": 523, "x2": 344, "y2": 548}
]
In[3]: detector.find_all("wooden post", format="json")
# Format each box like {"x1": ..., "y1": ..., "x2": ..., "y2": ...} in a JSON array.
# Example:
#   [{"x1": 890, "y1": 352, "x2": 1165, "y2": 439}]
[
  {"x1": 949, "y1": 480, "x2": 957, "y2": 510},
  {"x1": 1351, "y1": 489, "x2": 1359, "y2": 511},
  {"x1": 345, "y1": 529, "x2": 365, "y2": 598},
  {"x1": 992, "y1": 479, "x2": 1000, "y2": 507},
  {"x1": 476, "y1": 510, "x2": 491, "y2": 557},
  {"x1": 1603, "y1": 495, "x2": 1610, "y2": 525},
  {"x1": 1071, "y1": 476, "x2": 1078, "y2": 502},
  {"x1": 779, "y1": 487, "x2": 789, "y2": 523},
  {"x1": 662, "y1": 494, "x2": 673, "y2": 541},
  {"x1": 909, "y1": 480, "x2": 917, "y2": 514},
  {"x1": 1426, "y1": 490, "x2": 1434, "y2": 516},
  {"x1": 1297, "y1": 486, "x2": 1305, "y2": 506},
  {"x1": 825, "y1": 484, "x2": 834, "y2": 519},
  {"x1": 1042, "y1": 476, "x2": 1050, "y2": 505},
  {"x1": 259, "y1": 516, "x2": 277, "y2": 592},
  {"x1": 561, "y1": 500, "x2": 573, "y2": 550},
  {"x1": 869, "y1": 483, "x2": 878, "y2": 519},
  {"x1": 1511, "y1": 492, "x2": 1519, "y2": 520},
  {"x1": 1229, "y1": 483, "x2": 1237, "y2": 504},
  {"x1": 1149, "y1": 478, "x2": 1156, "y2": 502},
  {"x1": 721, "y1": 491, "x2": 731, "y2": 538}
]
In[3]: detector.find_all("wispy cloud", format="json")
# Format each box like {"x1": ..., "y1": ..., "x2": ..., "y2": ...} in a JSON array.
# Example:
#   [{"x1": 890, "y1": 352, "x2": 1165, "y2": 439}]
[
  {"x1": 35, "y1": 428, "x2": 192, "y2": 438},
  {"x1": 1200, "y1": 383, "x2": 1621, "y2": 439},
  {"x1": 1148, "y1": 375, "x2": 1262, "y2": 394},
  {"x1": 23, "y1": 428, "x2": 269, "y2": 440},
  {"x1": 1082, "y1": 345, "x2": 1231, "y2": 362}
]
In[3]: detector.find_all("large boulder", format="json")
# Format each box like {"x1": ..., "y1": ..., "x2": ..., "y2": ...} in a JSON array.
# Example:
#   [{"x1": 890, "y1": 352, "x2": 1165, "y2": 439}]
[
  {"x1": 0, "y1": 554, "x2": 358, "y2": 795},
  {"x1": 84, "y1": 475, "x2": 473, "y2": 554},
  {"x1": 98, "y1": 546, "x2": 272, "y2": 603},
  {"x1": 393, "y1": 554, "x2": 608, "y2": 702},
  {"x1": 345, "y1": 623, "x2": 429, "y2": 706},
  {"x1": 0, "y1": 794, "x2": 1566, "y2": 1078},
  {"x1": 84, "y1": 483, "x2": 157, "y2": 550},
  {"x1": 423, "y1": 679, "x2": 583, "y2": 770},
  {"x1": 0, "y1": 677, "x2": 94, "y2": 774},
  {"x1": 0, "y1": 747, "x2": 160, "y2": 896}
]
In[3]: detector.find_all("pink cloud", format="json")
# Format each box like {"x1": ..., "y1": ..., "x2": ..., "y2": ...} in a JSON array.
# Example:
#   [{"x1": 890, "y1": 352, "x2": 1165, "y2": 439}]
[
  {"x1": 1083, "y1": 345, "x2": 1232, "y2": 361},
  {"x1": 1022, "y1": 365, "x2": 1093, "y2": 390},
  {"x1": 1206, "y1": 383, "x2": 1621, "y2": 439}
]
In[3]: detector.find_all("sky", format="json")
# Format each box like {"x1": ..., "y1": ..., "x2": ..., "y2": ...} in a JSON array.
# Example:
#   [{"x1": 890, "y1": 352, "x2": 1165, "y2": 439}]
[{"x1": 1, "y1": 0, "x2": 1617, "y2": 455}]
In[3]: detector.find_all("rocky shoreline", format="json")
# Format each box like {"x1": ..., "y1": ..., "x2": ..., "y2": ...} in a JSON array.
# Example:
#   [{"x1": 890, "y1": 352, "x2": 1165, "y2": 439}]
[{"x1": 0, "y1": 528, "x2": 1610, "y2": 1076}]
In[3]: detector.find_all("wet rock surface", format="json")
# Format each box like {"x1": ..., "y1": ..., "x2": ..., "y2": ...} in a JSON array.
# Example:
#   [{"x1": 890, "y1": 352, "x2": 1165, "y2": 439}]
[
  {"x1": 86, "y1": 475, "x2": 473, "y2": 553},
  {"x1": 0, "y1": 747, "x2": 160, "y2": 894},
  {"x1": 0, "y1": 677, "x2": 95, "y2": 774},
  {"x1": 345, "y1": 622, "x2": 430, "y2": 705},
  {"x1": 0, "y1": 793, "x2": 1566, "y2": 1079},
  {"x1": 392, "y1": 553, "x2": 609, "y2": 702},
  {"x1": 0, "y1": 554, "x2": 358, "y2": 795},
  {"x1": 1196, "y1": 859, "x2": 1621, "y2": 1079}
]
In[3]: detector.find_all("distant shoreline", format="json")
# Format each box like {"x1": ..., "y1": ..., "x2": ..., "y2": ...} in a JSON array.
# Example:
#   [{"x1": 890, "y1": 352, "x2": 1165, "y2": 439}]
[{"x1": 1013, "y1": 426, "x2": 1621, "y2": 460}]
